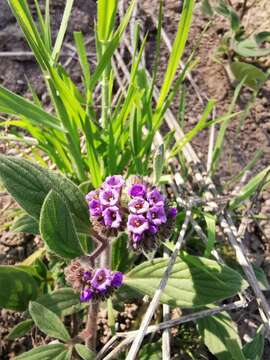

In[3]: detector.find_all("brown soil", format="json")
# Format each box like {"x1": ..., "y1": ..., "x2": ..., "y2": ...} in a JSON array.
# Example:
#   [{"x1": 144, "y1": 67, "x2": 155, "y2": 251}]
[{"x1": 0, "y1": 0, "x2": 270, "y2": 359}]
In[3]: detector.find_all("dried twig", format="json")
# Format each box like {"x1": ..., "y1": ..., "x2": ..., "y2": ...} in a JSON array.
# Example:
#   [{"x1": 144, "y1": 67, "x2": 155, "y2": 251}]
[
  {"x1": 100, "y1": 299, "x2": 247, "y2": 360},
  {"x1": 126, "y1": 209, "x2": 192, "y2": 360}
]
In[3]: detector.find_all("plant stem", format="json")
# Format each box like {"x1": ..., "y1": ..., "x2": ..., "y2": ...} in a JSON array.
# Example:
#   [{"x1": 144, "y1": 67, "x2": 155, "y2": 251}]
[{"x1": 85, "y1": 300, "x2": 99, "y2": 351}]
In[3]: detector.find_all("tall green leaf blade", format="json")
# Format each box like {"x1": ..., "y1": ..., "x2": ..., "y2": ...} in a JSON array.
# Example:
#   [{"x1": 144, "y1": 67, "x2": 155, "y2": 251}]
[
  {"x1": 0, "y1": 155, "x2": 90, "y2": 234},
  {"x1": 157, "y1": 0, "x2": 194, "y2": 109},
  {"x1": 230, "y1": 166, "x2": 270, "y2": 209},
  {"x1": 29, "y1": 301, "x2": 70, "y2": 342},
  {"x1": 97, "y1": 0, "x2": 117, "y2": 41},
  {"x1": 0, "y1": 85, "x2": 63, "y2": 131},
  {"x1": 124, "y1": 255, "x2": 247, "y2": 308},
  {"x1": 198, "y1": 311, "x2": 243, "y2": 360},
  {"x1": 0, "y1": 266, "x2": 38, "y2": 311},
  {"x1": 14, "y1": 344, "x2": 68, "y2": 360},
  {"x1": 40, "y1": 190, "x2": 85, "y2": 259},
  {"x1": 52, "y1": 0, "x2": 74, "y2": 61}
]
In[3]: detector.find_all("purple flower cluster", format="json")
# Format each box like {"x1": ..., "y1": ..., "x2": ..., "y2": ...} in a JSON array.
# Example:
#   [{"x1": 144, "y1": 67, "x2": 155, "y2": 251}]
[
  {"x1": 65, "y1": 260, "x2": 123, "y2": 302},
  {"x1": 80, "y1": 268, "x2": 123, "y2": 302},
  {"x1": 127, "y1": 185, "x2": 177, "y2": 250},
  {"x1": 86, "y1": 175, "x2": 177, "y2": 251},
  {"x1": 86, "y1": 175, "x2": 125, "y2": 231}
]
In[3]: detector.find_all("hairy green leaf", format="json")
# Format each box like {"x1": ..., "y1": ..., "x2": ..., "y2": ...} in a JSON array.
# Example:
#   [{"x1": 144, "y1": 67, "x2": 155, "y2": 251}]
[
  {"x1": 29, "y1": 302, "x2": 70, "y2": 341},
  {"x1": 40, "y1": 190, "x2": 84, "y2": 259},
  {"x1": 11, "y1": 213, "x2": 39, "y2": 235},
  {"x1": 7, "y1": 319, "x2": 34, "y2": 340},
  {"x1": 0, "y1": 266, "x2": 38, "y2": 311},
  {"x1": 198, "y1": 311, "x2": 243, "y2": 360},
  {"x1": 0, "y1": 155, "x2": 90, "y2": 234},
  {"x1": 75, "y1": 344, "x2": 95, "y2": 360},
  {"x1": 124, "y1": 255, "x2": 247, "y2": 308},
  {"x1": 243, "y1": 325, "x2": 264, "y2": 360},
  {"x1": 14, "y1": 344, "x2": 68, "y2": 360},
  {"x1": 33, "y1": 288, "x2": 82, "y2": 317}
]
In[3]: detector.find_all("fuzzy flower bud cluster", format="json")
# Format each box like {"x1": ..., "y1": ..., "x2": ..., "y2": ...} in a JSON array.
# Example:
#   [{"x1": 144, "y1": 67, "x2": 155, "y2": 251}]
[
  {"x1": 85, "y1": 176, "x2": 177, "y2": 252},
  {"x1": 65, "y1": 260, "x2": 123, "y2": 302}
]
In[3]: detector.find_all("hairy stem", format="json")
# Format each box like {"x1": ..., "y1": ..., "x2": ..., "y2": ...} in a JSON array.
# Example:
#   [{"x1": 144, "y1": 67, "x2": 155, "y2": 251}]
[{"x1": 85, "y1": 300, "x2": 99, "y2": 351}]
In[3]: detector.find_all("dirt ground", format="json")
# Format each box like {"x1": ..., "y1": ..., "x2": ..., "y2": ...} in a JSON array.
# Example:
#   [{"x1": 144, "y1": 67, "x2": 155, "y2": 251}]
[{"x1": 1, "y1": 0, "x2": 270, "y2": 358}]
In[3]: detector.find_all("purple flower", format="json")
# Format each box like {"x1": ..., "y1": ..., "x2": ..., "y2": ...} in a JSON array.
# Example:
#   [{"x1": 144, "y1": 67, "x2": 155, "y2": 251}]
[
  {"x1": 83, "y1": 271, "x2": 92, "y2": 282},
  {"x1": 88, "y1": 199, "x2": 102, "y2": 217},
  {"x1": 168, "y1": 207, "x2": 177, "y2": 217},
  {"x1": 128, "y1": 197, "x2": 149, "y2": 214},
  {"x1": 128, "y1": 183, "x2": 146, "y2": 198},
  {"x1": 148, "y1": 224, "x2": 158, "y2": 234},
  {"x1": 86, "y1": 190, "x2": 99, "y2": 202},
  {"x1": 91, "y1": 268, "x2": 112, "y2": 292},
  {"x1": 147, "y1": 206, "x2": 167, "y2": 225},
  {"x1": 111, "y1": 272, "x2": 123, "y2": 287},
  {"x1": 133, "y1": 233, "x2": 142, "y2": 243},
  {"x1": 127, "y1": 214, "x2": 149, "y2": 234},
  {"x1": 103, "y1": 206, "x2": 122, "y2": 228},
  {"x1": 147, "y1": 188, "x2": 164, "y2": 206},
  {"x1": 104, "y1": 175, "x2": 125, "y2": 190},
  {"x1": 99, "y1": 188, "x2": 119, "y2": 206},
  {"x1": 80, "y1": 288, "x2": 93, "y2": 302}
]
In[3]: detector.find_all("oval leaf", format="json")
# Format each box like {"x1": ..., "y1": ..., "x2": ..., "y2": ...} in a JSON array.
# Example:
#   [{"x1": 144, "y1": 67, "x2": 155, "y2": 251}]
[
  {"x1": 40, "y1": 190, "x2": 85, "y2": 259},
  {"x1": 11, "y1": 213, "x2": 39, "y2": 234},
  {"x1": 198, "y1": 311, "x2": 244, "y2": 360},
  {"x1": 14, "y1": 344, "x2": 67, "y2": 360},
  {"x1": 75, "y1": 344, "x2": 95, "y2": 360},
  {"x1": 0, "y1": 155, "x2": 90, "y2": 234},
  {"x1": 29, "y1": 302, "x2": 70, "y2": 342},
  {"x1": 32, "y1": 288, "x2": 83, "y2": 317},
  {"x1": 0, "y1": 266, "x2": 38, "y2": 311},
  {"x1": 7, "y1": 319, "x2": 34, "y2": 340},
  {"x1": 124, "y1": 255, "x2": 247, "y2": 308},
  {"x1": 230, "y1": 62, "x2": 267, "y2": 91}
]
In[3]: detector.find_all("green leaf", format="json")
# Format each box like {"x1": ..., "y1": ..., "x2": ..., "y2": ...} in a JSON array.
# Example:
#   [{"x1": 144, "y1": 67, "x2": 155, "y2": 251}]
[
  {"x1": 139, "y1": 342, "x2": 162, "y2": 360},
  {"x1": 233, "y1": 33, "x2": 270, "y2": 58},
  {"x1": 0, "y1": 155, "x2": 90, "y2": 234},
  {"x1": 97, "y1": 0, "x2": 117, "y2": 42},
  {"x1": 204, "y1": 213, "x2": 216, "y2": 258},
  {"x1": 123, "y1": 255, "x2": 247, "y2": 308},
  {"x1": 157, "y1": 0, "x2": 194, "y2": 109},
  {"x1": 0, "y1": 266, "x2": 38, "y2": 311},
  {"x1": 21, "y1": 248, "x2": 46, "y2": 267},
  {"x1": 11, "y1": 213, "x2": 39, "y2": 235},
  {"x1": 243, "y1": 325, "x2": 264, "y2": 360},
  {"x1": 54, "y1": 349, "x2": 72, "y2": 360},
  {"x1": 0, "y1": 85, "x2": 64, "y2": 132},
  {"x1": 40, "y1": 190, "x2": 84, "y2": 259},
  {"x1": 230, "y1": 62, "x2": 268, "y2": 91},
  {"x1": 201, "y1": 0, "x2": 213, "y2": 16},
  {"x1": 52, "y1": 0, "x2": 74, "y2": 61},
  {"x1": 153, "y1": 144, "x2": 165, "y2": 184},
  {"x1": 29, "y1": 301, "x2": 70, "y2": 341},
  {"x1": 198, "y1": 311, "x2": 243, "y2": 360},
  {"x1": 14, "y1": 344, "x2": 68, "y2": 360},
  {"x1": 230, "y1": 166, "x2": 270, "y2": 208},
  {"x1": 33, "y1": 288, "x2": 83, "y2": 317},
  {"x1": 75, "y1": 344, "x2": 95, "y2": 360},
  {"x1": 7, "y1": 319, "x2": 34, "y2": 340}
]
